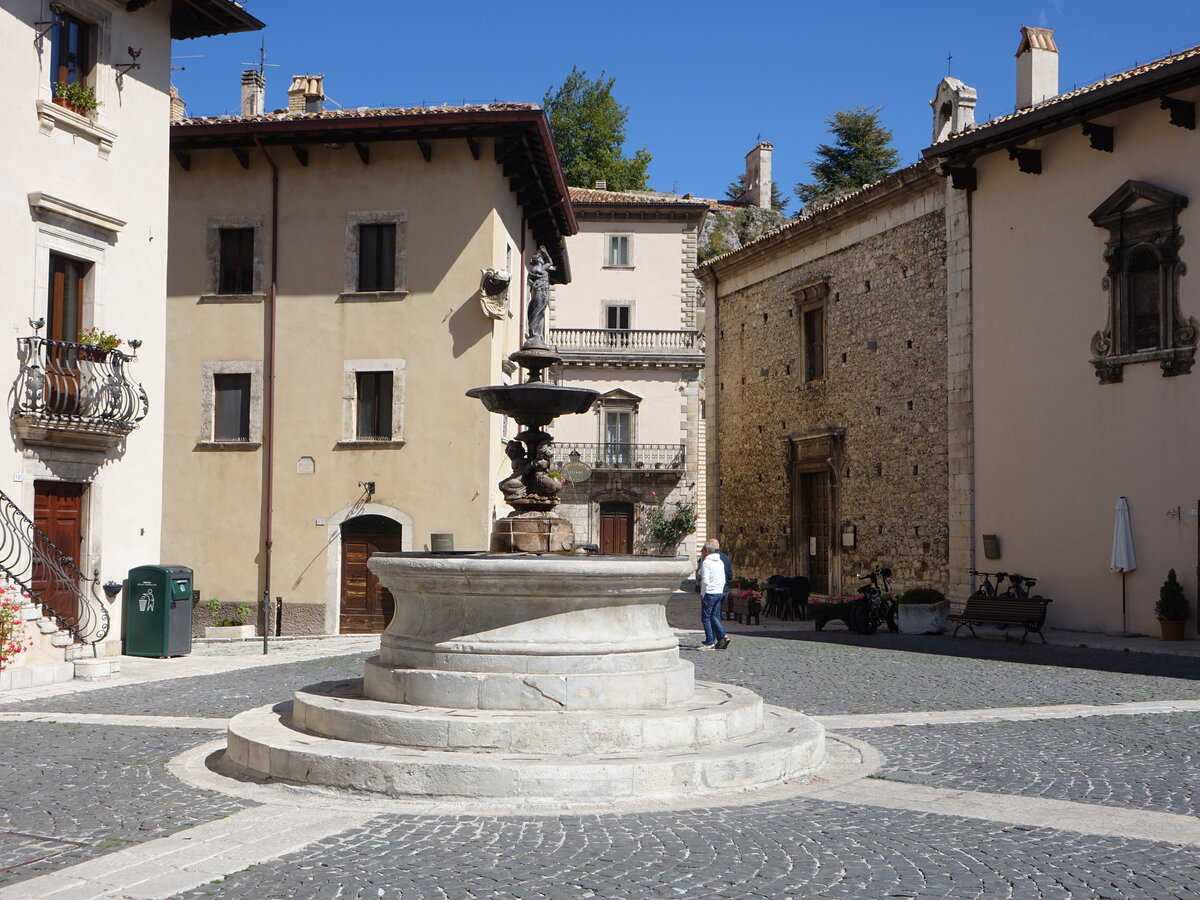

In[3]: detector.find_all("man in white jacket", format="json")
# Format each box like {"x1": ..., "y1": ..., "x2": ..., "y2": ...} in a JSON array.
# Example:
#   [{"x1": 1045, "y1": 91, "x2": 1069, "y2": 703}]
[{"x1": 698, "y1": 540, "x2": 730, "y2": 650}]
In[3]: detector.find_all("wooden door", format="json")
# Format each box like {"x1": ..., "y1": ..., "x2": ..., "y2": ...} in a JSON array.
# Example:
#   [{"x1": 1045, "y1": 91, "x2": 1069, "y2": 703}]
[
  {"x1": 33, "y1": 481, "x2": 85, "y2": 624},
  {"x1": 599, "y1": 502, "x2": 633, "y2": 555},
  {"x1": 339, "y1": 516, "x2": 403, "y2": 634},
  {"x1": 797, "y1": 472, "x2": 830, "y2": 594}
]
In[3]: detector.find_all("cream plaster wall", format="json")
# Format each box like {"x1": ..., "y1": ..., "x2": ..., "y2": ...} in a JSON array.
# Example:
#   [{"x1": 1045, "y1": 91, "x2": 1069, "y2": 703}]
[
  {"x1": 969, "y1": 87, "x2": 1200, "y2": 636},
  {"x1": 164, "y1": 136, "x2": 523, "y2": 632},
  {"x1": 553, "y1": 221, "x2": 689, "y2": 331},
  {"x1": 554, "y1": 369, "x2": 687, "y2": 446},
  {"x1": 2, "y1": 1, "x2": 175, "y2": 653}
]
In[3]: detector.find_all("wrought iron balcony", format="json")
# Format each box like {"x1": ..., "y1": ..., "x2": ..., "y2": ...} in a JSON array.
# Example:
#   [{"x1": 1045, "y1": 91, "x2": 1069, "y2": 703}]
[
  {"x1": 549, "y1": 329, "x2": 704, "y2": 366},
  {"x1": 555, "y1": 442, "x2": 686, "y2": 472},
  {"x1": 13, "y1": 336, "x2": 149, "y2": 451}
]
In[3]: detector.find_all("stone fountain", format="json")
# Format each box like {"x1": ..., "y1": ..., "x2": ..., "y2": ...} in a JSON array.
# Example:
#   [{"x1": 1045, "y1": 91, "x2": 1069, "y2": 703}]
[{"x1": 221, "y1": 249, "x2": 825, "y2": 808}]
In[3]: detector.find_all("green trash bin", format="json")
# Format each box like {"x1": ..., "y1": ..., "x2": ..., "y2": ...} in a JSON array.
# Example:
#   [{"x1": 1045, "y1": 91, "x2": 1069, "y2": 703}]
[{"x1": 126, "y1": 565, "x2": 194, "y2": 658}]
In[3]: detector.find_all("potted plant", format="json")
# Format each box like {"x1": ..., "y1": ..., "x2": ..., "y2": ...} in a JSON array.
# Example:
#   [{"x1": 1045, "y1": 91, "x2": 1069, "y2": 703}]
[
  {"x1": 53, "y1": 81, "x2": 100, "y2": 116},
  {"x1": 1155, "y1": 569, "x2": 1190, "y2": 641},
  {"x1": 895, "y1": 587, "x2": 950, "y2": 635},
  {"x1": 203, "y1": 597, "x2": 255, "y2": 639},
  {"x1": 77, "y1": 327, "x2": 121, "y2": 361}
]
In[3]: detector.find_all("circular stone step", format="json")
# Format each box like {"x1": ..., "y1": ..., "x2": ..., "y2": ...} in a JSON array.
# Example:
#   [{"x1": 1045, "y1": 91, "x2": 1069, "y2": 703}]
[
  {"x1": 224, "y1": 692, "x2": 825, "y2": 804},
  {"x1": 292, "y1": 679, "x2": 764, "y2": 754},
  {"x1": 363, "y1": 655, "x2": 695, "y2": 711}
]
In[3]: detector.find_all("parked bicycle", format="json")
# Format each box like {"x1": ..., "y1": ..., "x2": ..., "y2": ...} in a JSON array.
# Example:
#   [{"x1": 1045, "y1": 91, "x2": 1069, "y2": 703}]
[
  {"x1": 969, "y1": 569, "x2": 1008, "y2": 598},
  {"x1": 1002, "y1": 572, "x2": 1041, "y2": 599},
  {"x1": 850, "y1": 566, "x2": 898, "y2": 635}
]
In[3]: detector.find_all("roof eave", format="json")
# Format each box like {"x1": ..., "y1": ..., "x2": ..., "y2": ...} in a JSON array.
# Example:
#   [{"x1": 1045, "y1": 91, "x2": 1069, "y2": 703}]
[{"x1": 925, "y1": 51, "x2": 1200, "y2": 163}]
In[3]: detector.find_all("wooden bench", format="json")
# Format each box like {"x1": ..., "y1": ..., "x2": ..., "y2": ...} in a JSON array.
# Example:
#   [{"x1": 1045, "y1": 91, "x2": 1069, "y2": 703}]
[
  {"x1": 725, "y1": 591, "x2": 761, "y2": 626},
  {"x1": 948, "y1": 596, "x2": 1053, "y2": 643}
]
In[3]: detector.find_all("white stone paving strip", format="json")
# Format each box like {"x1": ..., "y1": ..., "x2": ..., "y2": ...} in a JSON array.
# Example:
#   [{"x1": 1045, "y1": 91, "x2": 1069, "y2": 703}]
[
  {"x1": 802, "y1": 778, "x2": 1200, "y2": 848},
  {"x1": 814, "y1": 697, "x2": 1200, "y2": 730},
  {"x1": 0, "y1": 711, "x2": 229, "y2": 730},
  {"x1": 0, "y1": 805, "x2": 371, "y2": 900}
]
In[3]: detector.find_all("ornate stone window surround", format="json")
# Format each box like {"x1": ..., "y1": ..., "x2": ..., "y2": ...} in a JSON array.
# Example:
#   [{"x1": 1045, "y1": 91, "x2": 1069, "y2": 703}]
[
  {"x1": 595, "y1": 389, "x2": 641, "y2": 446},
  {"x1": 336, "y1": 358, "x2": 406, "y2": 448},
  {"x1": 201, "y1": 215, "x2": 266, "y2": 303},
  {"x1": 1089, "y1": 180, "x2": 1196, "y2": 383},
  {"x1": 340, "y1": 210, "x2": 408, "y2": 301},
  {"x1": 35, "y1": 0, "x2": 117, "y2": 157},
  {"x1": 198, "y1": 360, "x2": 263, "y2": 449},
  {"x1": 792, "y1": 277, "x2": 831, "y2": 384}
]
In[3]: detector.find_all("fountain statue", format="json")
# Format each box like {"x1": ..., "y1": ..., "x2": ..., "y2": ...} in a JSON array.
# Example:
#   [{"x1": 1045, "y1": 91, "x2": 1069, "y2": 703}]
[{"x1": 217, "y1": 288, "x2": 826, "y2": 810}]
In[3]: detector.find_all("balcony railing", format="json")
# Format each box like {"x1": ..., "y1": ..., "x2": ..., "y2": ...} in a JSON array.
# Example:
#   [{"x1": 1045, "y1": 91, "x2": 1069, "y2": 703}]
[
  {"x1": 550, "y1": 328, "x2": 701, "y2": 353},
  {"x1": 13, "y1": 336, "x2": 148, "y2": 450},
  {"x1": 555, "y1": 442, "x2": 686, "y2": 472}
]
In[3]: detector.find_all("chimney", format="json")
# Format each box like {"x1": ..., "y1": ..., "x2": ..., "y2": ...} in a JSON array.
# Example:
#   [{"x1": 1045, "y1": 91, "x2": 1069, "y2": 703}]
[
  {"x1": 744, "y1": 141, "x2": 773, "y2": 209},
  {"x1": 594, "y1": 180, "x2": 607, "y2": 190},
  {"x1": 287, "y1": 74, "x2": 325, "y2": 114},
  {"x1": 240, "y1": 69, "x2": 264, "y2": 117},
  {"x1": 930, "y1": 77, "x2": 977, "y2": 144},
  {"x1": 1016, "y1": 25, "x2": 1058, "y2": 110},
  {"x1": 169, "y1": 84, "x2": 185, "y2": 121}
]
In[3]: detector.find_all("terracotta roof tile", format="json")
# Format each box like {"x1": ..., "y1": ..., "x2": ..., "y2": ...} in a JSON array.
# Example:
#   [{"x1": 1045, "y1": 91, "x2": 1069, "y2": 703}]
[
  {"x1": 567, "y1": 186, "x2": 710, "y2": 208},
  {"x1": 176, "y1": 101, "x2": 540, "y2": 127}
]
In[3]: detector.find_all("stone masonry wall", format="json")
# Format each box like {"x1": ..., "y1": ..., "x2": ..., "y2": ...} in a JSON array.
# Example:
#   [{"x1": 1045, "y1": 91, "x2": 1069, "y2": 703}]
[{"x1": 713, "y1": 190, "x2": 949, "y2": 597}]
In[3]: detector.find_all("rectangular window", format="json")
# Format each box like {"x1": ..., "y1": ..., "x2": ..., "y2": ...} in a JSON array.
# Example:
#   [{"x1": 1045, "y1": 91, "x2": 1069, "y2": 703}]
[
  {"x1": 605, "y1": 304, "x2": 631, "y2": 330},
  {"x1": 604, "y1": 410, "x2": 632, "y2": 466},
  {"x1": 804, "y1": 308, "x2": 825, "y2": 382},
  {"x1": 213, "y1": 373, "x2": 252, "y2": 441},
  {"x1": 606, "y1": 234, "x2": 631, "y2": 267},
  {"x1": 358, "y1": 224, "x2": 396, "y2": 292},
  {"x1": 51, "y1": 14, "x2": 91, "y2": 89},
  {"x1": 356, "y1": 371, "x2": 394, "y2": 439},
  {"x1": 47, "y1": 253, "x2": 88, "y2": 343},
  {"x1": 218, "y1": 228, "x2": 255, "y2": 295}
]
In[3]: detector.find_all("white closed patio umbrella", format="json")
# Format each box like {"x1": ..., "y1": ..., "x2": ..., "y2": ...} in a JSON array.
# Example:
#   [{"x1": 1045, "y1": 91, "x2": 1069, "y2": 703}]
[{"x1": 1110, "y1": 496, "x2": 1136, "y2": 632}]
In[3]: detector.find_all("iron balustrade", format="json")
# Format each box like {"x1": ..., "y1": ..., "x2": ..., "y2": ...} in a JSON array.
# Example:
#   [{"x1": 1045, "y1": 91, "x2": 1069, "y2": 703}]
[
  {"x1": 554, "y1": 442, "x2": 685, "y2": 471},
  {"x1": 549, "y1": 329, "x2": 701, "y2": 352},
  {"x1": 14, "y1": 336, "x2": 148, "y2": 435},
  {"x1": 0, "y1": 488, "x2": 109, "y2": 645}
]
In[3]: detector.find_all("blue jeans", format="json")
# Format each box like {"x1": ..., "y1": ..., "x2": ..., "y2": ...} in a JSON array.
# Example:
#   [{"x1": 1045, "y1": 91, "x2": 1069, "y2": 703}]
[{"x1": 701, "y1": 593, "x2": 726, "y2": 645}]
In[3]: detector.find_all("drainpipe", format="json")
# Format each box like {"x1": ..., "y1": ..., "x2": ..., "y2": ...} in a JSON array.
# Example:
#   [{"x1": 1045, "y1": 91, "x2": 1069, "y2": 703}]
[{"x1": 254, "y1": 136, "x2": 279, "y2": 655}]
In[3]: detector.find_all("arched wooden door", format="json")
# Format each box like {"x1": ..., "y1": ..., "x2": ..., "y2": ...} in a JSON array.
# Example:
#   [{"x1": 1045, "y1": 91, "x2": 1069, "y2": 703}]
[
  {"x1": 599, "y1": 501, "x2": 633, "y2": 555},
  {"x1": 339, "y1": 515, "x2": 403, "y2": 634}
]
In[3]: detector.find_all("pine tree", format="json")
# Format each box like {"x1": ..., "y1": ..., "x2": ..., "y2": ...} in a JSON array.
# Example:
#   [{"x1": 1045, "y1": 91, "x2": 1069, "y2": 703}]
[
  {"x1": 794, "y1": 106, "x2": 901, "y2": 210},
  {"x1": 543, "y1": 68, "x2": 651, "y2": 191}
]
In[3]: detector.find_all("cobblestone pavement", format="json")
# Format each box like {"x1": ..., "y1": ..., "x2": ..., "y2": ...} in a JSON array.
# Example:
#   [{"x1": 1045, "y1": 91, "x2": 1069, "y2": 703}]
[
  {"x1": 0, "y1": 724, "x2": 247, "y2": 880},
  {"x1": 1, "y1": 629, "x2": 1198, "y2": 899},
  {"x1": 840, "y1": 713, "x2": 1200, "y2": 816}
]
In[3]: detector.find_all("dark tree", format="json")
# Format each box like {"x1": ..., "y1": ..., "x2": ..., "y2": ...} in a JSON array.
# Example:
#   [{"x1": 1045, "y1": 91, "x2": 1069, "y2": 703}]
[
  {"x1": 794, "y1": 106, "x2": 901, "y2": 209},
  {"x1": 543, "y1": 67, "x2": 651, "y2": 191},
  {"x1": 725, "y1": 173, "x2": 789, "y2": 213}
]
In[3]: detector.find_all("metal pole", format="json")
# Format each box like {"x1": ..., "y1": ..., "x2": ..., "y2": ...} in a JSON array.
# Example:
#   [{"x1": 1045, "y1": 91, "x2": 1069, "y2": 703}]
[{"x1": 262, "y1": 589, "x2": 269, "y2": 655}]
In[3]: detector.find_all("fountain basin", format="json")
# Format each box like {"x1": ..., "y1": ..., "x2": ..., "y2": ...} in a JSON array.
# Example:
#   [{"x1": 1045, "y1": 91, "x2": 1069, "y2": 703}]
[{"x1": 465, "y1": 383, "x2": 598, "y2": 426}]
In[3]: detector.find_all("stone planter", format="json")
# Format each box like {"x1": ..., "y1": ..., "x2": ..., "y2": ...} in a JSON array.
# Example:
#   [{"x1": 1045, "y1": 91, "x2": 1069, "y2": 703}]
[
  {"x1": 897, "y1": 599, "x2": 951, "y2": 635},
  {"x1": 204, "y1": 624, "x2": 255, "y2": 640}
]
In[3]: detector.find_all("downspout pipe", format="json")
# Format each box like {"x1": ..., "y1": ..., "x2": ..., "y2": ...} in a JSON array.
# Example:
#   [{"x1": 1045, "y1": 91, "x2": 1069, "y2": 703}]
[{"x1": 254, "y1": 136, "x2": 279, "y2": 654}]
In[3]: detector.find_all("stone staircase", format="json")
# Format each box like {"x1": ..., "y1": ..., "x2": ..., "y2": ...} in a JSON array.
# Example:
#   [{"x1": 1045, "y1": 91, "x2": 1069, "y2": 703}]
[{"x1": 0, "y1": 599, "x2": 119, "y2": 692}]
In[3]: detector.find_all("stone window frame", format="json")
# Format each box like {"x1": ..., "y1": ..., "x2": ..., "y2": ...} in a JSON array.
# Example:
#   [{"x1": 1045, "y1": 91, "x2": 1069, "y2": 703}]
[
  {"x1": 336, "y1": 358, "x2": 406, "y2": 448},
  {"x1": 198, "y1": 360, "x2": 262, "y2": 450},
  {"x1": 604, "y1": 233, "x2": 634, "y2": 269},
  {"x1": 340, "y1": 211, "x2": 408, "y2": 301},
  {"x1": 602, "y1": 301, "x2": 634, "y2": 330},
  {"x1": 1089, "y1": 180, "x2": 1196, "y2": 383},
  {"x1": 201, "y1": 215, "x2": 265, "y2": 303},
  {"x1": 35, "y1": 0, "x2": 117, "y2": 156},
  {"x1": 793, "y1": 277, "x2": 831, "y2": 384}
]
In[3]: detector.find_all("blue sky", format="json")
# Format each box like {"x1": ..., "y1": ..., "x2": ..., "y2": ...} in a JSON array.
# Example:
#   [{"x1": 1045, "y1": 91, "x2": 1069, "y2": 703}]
[{"x1": 172, "y1": 1, "x2": 1200, "y2": 208}]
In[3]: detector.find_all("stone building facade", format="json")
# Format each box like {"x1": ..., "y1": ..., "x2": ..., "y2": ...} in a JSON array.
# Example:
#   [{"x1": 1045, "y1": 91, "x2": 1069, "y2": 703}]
[{"x1": 699, "y1": 163, "x2": 948, "y2": 596}]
